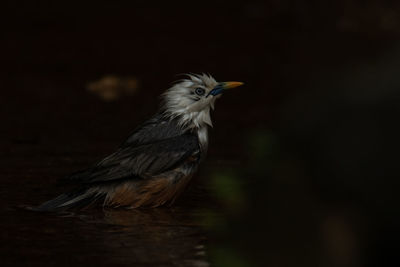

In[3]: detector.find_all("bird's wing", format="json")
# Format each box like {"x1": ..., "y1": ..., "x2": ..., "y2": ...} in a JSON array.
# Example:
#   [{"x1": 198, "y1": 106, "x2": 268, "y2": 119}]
[
  {"x1": 66, "y1": 133, "x2": 199, "y2": 184},
  {"x1": 121, "y1": 114, "x2": 183, "y2": 147}
]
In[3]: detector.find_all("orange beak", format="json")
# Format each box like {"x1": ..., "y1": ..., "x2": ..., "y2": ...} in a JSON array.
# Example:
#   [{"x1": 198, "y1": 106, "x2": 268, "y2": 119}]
[{"x1": 221, "y1": 81, "x2": 244, "y2": 90}]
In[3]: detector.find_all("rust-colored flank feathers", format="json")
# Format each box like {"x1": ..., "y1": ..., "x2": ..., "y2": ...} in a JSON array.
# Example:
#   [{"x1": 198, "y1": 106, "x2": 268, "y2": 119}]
[{"x1": 105, "y1": 173, "x2": 192, "y2": 208}]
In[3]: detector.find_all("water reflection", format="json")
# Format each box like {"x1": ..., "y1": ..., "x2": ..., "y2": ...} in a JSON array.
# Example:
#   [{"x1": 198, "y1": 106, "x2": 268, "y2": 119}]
[
  {"x1": 5, "y1": 200, "x2": 210, "y2": 266},
  {"x1": 83, "y1": 208, "x2": 209, "y2": 266}
]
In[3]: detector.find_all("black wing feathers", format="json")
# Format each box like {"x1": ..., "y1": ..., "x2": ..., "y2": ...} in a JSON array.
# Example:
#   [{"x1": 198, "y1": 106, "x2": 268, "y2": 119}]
[
  {"x1": 67, "y1": 133, "x2": 199, "y2": 184},
  {"x1": 122, "y1": 114, "x2": 183, "y2": 147}
]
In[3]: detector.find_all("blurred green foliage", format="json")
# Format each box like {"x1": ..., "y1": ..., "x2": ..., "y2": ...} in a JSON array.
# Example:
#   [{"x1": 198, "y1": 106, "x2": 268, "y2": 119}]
[
  {"x1": 210, "y1": 247, "x2": 251, "y2": 267},
  {"x1": 209, "y1": 171, "x2": 246, "y2": 212}
]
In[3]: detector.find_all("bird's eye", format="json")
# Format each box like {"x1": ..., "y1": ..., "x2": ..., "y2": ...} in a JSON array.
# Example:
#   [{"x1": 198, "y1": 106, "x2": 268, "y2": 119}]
[{"x1": 195, "y1": 88, "x2": 205, "y2": 96}]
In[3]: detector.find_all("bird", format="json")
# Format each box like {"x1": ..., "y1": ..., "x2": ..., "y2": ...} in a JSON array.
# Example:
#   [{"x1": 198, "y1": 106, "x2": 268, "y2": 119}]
[{"x1": 34, "y1": 73, "x2": 243, "y2": 211}]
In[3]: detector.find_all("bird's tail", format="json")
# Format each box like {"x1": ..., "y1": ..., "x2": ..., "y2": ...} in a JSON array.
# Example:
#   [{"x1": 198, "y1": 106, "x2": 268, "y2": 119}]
[{"x1": 32, "y1": 188, "x2": 105, "y2": 212}]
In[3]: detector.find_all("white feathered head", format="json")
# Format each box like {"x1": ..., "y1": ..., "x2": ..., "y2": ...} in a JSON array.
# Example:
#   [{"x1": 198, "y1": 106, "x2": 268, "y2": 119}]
[{"x1": 162, "y1": 73, "x2": 243, "y2": 128}]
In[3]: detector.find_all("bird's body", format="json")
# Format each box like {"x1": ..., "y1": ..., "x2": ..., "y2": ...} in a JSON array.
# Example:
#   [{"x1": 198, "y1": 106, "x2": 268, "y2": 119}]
[{"x1": 35, "y1": 74, "x2": 242, "y2": 211}]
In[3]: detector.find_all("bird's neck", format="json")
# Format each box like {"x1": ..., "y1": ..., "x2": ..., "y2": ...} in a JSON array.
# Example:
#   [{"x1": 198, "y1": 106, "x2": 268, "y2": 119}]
[
  {"x1": 178, "y1": 110, "x2": 211, "y2": 150},
  {"x1": 196, "y1": 125, "x2": 209, "y2": 151},
  {"x1": 162, "y1": 108, "x2": 211, "y2": 150},
  {"x1": 163, "y1": 106, "x2": 212, "y2": 127}
]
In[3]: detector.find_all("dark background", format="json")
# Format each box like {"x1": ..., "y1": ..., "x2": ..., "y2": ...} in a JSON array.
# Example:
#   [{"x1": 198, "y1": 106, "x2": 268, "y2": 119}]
[{"x1": 1, "y1": 1, "x2": 400, "y2": 266}]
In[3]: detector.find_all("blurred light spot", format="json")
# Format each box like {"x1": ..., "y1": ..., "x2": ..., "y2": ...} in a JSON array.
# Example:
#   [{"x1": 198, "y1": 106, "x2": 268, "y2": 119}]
[
  {"x1": 321, "y1": 214, "x2": 359, "y2": 267},
  {"x1": 200, "y1": 210, "x2": 227, "y2": 231},
  {"x1": 87, "y1": 75, "x2": 139, "y2": 101},
  {"x1": 210, "y1": 171, "x2": 246, "y2": 212},
  {"x1": 210, "y1": 247, "x2": 250, "y2": 267}
]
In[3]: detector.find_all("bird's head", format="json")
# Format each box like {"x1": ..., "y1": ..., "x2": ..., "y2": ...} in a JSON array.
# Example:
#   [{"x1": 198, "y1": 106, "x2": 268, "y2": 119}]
[{"x1": 162, "y1": 73, "x2": 243, "y2": 128}]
